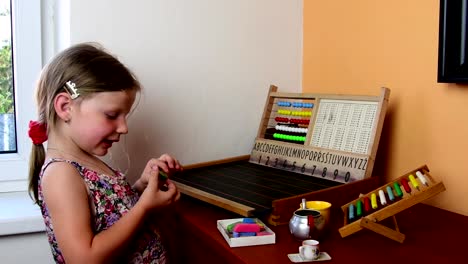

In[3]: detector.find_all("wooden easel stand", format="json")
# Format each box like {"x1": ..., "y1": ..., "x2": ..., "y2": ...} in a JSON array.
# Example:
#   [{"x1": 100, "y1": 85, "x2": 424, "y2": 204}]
[{"x1": 338, "y1": 165, "x2": 446, "y2": 243}]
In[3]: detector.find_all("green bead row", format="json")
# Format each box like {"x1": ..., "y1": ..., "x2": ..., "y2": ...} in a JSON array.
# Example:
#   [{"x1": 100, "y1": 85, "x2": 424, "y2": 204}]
[{"x1": 273, "y1": 133, "x2": 306, "y2": 142}]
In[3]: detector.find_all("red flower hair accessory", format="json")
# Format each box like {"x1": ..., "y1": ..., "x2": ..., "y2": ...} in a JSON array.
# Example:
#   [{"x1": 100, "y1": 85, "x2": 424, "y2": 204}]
[{"x1": 28, "y1": 120, "x2": 48, "y2": 145}]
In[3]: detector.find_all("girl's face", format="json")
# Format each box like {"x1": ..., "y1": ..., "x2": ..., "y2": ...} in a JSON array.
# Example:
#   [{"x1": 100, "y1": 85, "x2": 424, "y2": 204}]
[{"x1": 68, "y1": 90, "x2": 137, "y2": 156}]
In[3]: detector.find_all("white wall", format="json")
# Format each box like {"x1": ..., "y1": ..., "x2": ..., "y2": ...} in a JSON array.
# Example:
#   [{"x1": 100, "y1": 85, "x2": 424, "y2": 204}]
[
  {"x1": 67, "y1": 0, "x2": 303, "y2": 182},
  {"x1": 0, "y1": 1, "x2": 303, "y2": 262},
  {"x1": 0, "y1": 233, "x2": 53, "y2": 263}
]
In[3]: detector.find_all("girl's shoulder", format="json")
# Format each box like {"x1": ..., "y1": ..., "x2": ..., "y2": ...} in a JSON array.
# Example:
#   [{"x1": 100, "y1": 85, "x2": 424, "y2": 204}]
[
  {"x1": 38, "y1": 158, "x2": 90, "y2": 206},
  {"x1": 42, "y1": 158, "x2": 122, "y2": 176},
  {"x1": 41, "y1": 158, "x2": 127, "y2": 187},
  {"x1": 40, "y1": 158, "x2": 85, "y2": 182},
  {"x1": 38, "y1": 158, "x2": 126, "y2": 202},
  {"x1": 43, "y1": 157, "x2": 80, "y2": 168},
  {"x1": 41, "y1": 157, "x2": 78, "y2": 174}
]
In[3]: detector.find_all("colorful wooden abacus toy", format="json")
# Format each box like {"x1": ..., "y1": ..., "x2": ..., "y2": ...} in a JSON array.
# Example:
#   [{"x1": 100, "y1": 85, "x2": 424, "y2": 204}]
[
  {"x1": 338, "y1": 165, "x2": 446, "y2": 243},
  {"x1": 270, "y1": 103, "x2": 313, "y2": 145}
]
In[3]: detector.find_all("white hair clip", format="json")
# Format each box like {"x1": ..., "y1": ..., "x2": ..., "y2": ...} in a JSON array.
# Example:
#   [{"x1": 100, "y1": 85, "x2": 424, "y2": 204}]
[{"x1": 64, "y1": 81, "x2": 80, "y2": 99}]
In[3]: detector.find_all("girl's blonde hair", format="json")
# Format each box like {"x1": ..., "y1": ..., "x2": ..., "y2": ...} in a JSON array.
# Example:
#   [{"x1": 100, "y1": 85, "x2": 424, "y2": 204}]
[{"x1": 28, "y1": 43, "x2": 141, "y2": 202}]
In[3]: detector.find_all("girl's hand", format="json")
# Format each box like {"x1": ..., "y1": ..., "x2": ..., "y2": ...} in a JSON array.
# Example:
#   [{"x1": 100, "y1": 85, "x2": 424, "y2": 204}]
[
  {"x1": 157, "y1": 153, "x2": 183, "y2": 174},
  {"x1": 138, "y1": 166, "x2": 180, "y2": 211},
  {"x1": 135, "y1": 154, "x2": 183, "y2": 210},
  {"x1": 135, "y1": 154, "x2": 183, "y2": 191}
]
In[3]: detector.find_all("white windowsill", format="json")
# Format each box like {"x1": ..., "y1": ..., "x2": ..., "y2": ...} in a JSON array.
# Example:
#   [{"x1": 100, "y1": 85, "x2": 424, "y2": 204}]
[{"x1": 0, "y1": 191, "x2": 45, "y2": 236}]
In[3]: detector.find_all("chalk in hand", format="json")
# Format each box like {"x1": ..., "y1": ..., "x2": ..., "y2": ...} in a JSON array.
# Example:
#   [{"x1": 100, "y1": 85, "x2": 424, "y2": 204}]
[
  {"x1": 159, "y1": 171, "x2": 168, "y2": 181},
  {"x1": 158, "y1": 171, "x2": 169, "y2": 191}
]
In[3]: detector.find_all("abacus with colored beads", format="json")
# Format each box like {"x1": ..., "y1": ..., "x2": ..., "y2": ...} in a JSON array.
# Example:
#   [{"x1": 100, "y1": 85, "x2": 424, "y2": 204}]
[
  {"x1": 266, "y1": 102, "x2": 314, "y2": 144},
  {"x1": 249, "y1": 85, "x2": 390, "y2": 184},
  {"x1": 338, "y1": 165, "x2": 446, "y2": 243}
]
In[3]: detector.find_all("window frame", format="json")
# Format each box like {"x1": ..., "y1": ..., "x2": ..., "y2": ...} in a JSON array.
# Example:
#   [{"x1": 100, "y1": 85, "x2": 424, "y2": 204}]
[{"x1": 0, "y1": 0, "x2": 42, "y2": 192}]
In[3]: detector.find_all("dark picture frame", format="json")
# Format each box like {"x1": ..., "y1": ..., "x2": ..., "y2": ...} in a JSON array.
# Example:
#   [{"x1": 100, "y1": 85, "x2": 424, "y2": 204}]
[{"x1": 438, "y1": 0, "x2": 468, "y2": 83}]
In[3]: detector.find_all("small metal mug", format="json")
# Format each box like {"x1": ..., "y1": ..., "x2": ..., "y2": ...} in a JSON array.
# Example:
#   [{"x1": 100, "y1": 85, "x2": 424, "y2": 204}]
[{"x1": 289, "y1": 209, "x2": 324, "y2": 240}]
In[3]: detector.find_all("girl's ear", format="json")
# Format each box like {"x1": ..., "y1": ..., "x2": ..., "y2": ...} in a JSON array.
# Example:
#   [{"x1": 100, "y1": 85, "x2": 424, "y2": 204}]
[{"x1": 54, "y1": 92, "x2": 73, "y2": 122}]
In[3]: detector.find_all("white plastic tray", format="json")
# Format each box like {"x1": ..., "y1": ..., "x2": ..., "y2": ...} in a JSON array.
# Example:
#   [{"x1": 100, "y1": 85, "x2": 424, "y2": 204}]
[{"x1": 217, "y1": 218, "x2": 276, "y2": 247}]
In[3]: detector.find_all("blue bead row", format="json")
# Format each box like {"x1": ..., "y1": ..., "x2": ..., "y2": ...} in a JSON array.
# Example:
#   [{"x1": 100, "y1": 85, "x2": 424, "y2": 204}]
[{"x1": 277, "y1": 101, "x2": 314, "y2": 108}]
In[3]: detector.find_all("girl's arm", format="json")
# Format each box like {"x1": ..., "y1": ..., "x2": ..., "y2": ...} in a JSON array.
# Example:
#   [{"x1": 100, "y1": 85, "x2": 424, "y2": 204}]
[{"x1": 41, "y1": 161, "x2": 178, "y2": 263}]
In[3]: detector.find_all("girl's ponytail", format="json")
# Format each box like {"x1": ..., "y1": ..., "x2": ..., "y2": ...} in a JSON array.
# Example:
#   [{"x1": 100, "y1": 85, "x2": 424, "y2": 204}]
[
  {"x1": 28, "y1": 143, "x2": 45, "y2": 203},
  {"x1": 27, "y1": 120, "x2": 48, "y2": 203}
]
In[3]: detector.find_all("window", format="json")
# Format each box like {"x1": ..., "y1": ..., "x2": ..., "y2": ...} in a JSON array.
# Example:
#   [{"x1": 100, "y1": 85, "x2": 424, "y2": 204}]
[
  {"x1": 0, "y1": 0, "x2": 41, "y2": 192},
  {"x1": 0, "y1": 0, "x2": 15, "y2": 153}
]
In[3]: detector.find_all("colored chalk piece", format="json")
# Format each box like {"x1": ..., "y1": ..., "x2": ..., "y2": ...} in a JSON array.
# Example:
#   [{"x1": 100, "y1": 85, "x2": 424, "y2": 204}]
[
  {"x1": 233, "y1": 232, "x2": 257, "y2": 238},
  {"x1": 371, "y1": 193, "x2": 378, "y2": 209},
  {"x1": 401, "y1": 178, "x2": 411, "y2": 194},
  {"x1": 159, "y1": 171, "x2": 168, "y2": 181},
  {"x1": 356, "y1": 200, "x2": 363, "y2": 217},
  {"x1": 378, "y1": 189, "x2": 387, "y2": 205},
  {"x1": 363, "y1": 196, "x2": 371, "y2": 212},
  {"x1": 227, "y1": 221, "x2": 242, "y2": 233},
  {"x1": 158, "y1": 171, "x2": 169, "y2": 191},
  {"x1": 393, "y1": 182, "x2": 403, "y2": 197},
  {"x1": 240, "y1": 218, "x2": 265, "y2": 229},
  {"x1": 409, "y1": 174, "x2": 420, "y2": 190},
  {"x1": 233, "y1": 223, "x2": 262, "y2": 233},
  {"x1": 416, "y1": 171, "x2": 429, "y2": 186},
  {"x1": 348, "y1": 204, "x2": 355, "y2": 221},
  {"x1": 386, "y1": 186, "x2": 395, "y2": 201}
]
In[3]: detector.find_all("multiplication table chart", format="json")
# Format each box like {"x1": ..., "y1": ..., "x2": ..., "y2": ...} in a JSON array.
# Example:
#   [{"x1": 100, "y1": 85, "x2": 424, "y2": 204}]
[{"x1": 310, "y1": 99, "x2": 378, "y2": 155}]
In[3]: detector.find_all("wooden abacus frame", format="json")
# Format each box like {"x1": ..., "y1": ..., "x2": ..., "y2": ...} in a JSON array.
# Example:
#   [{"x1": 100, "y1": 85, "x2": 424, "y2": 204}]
[{"x1": 338, "y1": 165, "x2": 446, "y2": 243}]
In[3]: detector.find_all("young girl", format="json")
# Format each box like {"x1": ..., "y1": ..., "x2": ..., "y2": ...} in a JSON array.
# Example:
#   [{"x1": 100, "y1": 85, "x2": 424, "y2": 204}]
[{"x1": 28, "y1": 43, "x2": 183, "y2": 263}]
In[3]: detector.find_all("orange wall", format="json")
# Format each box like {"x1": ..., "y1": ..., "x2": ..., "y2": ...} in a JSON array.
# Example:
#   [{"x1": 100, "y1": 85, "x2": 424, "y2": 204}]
[{"x1": 303, "y1": 0, "x2": 468, "y2": 216}]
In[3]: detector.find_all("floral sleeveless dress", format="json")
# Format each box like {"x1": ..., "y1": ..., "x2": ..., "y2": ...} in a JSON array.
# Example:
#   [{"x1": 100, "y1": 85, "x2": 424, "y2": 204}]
[{"x1": 37, "y1": 158, "x2": 167, "y2": 264}]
